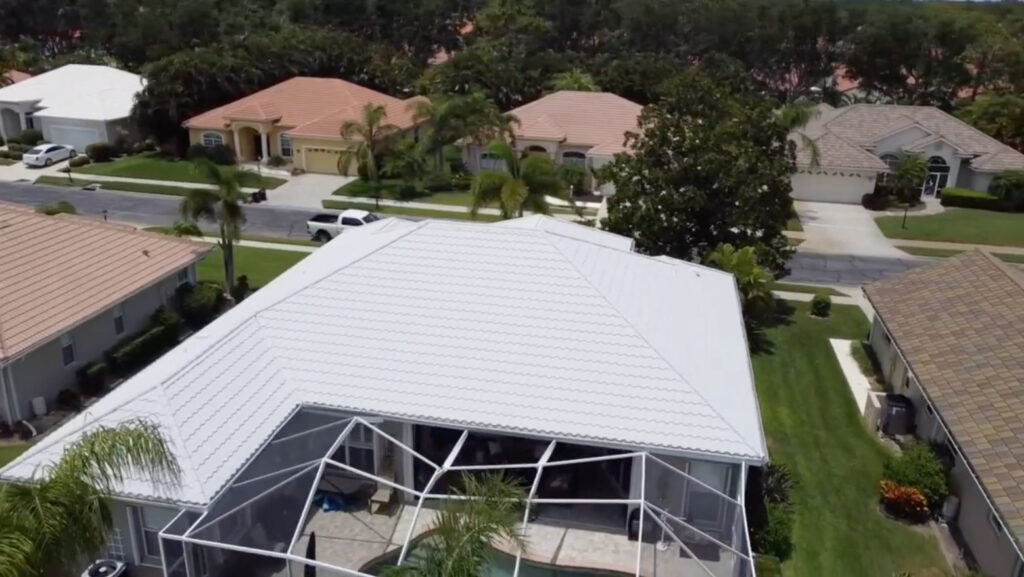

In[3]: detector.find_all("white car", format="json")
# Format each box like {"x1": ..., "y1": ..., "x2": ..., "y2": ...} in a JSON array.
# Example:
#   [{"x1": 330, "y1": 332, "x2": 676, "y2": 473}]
[
  {"x1": 22, "y1": 144, "x2": 77, "y2": 167},
  {"x1": 307, "y1": 209, "x2": 380, "y2": 242}
]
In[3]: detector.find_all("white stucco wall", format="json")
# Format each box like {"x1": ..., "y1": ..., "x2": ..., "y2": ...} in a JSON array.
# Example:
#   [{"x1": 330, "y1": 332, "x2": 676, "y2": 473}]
[
  {"x1": 956, "y1": 167, "x2": 996, "y2": 193},
  {"x1": 873, "y1": 126, "x2": 931, "y2": 156},
  {"x1": 790, "y1": 171, "x2": 877, "y2": 203}
]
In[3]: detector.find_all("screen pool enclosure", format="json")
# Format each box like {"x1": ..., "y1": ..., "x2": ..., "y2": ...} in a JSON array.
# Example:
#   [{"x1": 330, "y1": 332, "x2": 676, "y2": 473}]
[{"x1": 158, "y1": 409, "x2": 756, "y2": 577}]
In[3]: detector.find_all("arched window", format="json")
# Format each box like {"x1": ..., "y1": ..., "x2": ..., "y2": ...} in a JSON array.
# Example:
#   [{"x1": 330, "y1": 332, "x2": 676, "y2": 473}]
[
  {"x1": 562, "y1": 151, "x2": 586, "y2": 167},
  {"x1": 201, "y1": 132, "x2": 224, "y2": 147},
  {"x1": 279, "y1": 134, "x2": 293, "y2": 157},
  {"x1": 927, "y1": 156, "x2": 949, "y2": 173}
]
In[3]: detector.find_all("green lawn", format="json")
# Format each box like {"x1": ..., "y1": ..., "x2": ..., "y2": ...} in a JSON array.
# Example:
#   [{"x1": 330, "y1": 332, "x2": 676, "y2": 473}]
[
  {"x1": 145, "y1": 227, "x2": 318, "y2": 247},
  {"x1": 753, "y1": 302, "x2": 950, "y2": 576},
  {"x1": 322, "y1": 199, "x2": 502, "y2": 222},
  {"x1": 0, "y1": 444, "x2": 30, "y2": 468},
  {"x1": 197, "y1": 246, "x2": 307, "y2": 287},
  {"x1": 875, "y1": 208, "x2": 1024, "y2": 248},
  {"x1": 768, "y1": 282, "x2": 844, "y2": 296},
  {"x1": 75, "y1": 153, "x2": 286, "y2": 189}
]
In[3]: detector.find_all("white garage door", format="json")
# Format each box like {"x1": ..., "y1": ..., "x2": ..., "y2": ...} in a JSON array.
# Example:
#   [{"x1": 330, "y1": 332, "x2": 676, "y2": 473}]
[
  {"x1": 47, "y1": 126, "x2": 101, "y2": 152},
  {"x1": 790, "y1": 172, "x2": 877, "y2": 204}
]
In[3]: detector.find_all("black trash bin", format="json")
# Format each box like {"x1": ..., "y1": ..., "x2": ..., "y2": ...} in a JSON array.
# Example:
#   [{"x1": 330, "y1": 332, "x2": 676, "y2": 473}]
[{"x1": 882, "y1": 393, "x2": 915, "y2": 435}]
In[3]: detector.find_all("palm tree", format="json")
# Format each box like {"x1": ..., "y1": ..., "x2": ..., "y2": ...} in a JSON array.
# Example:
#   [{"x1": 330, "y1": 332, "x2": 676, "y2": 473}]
[
  {"x1": 382, "y1": 140, "x2": 429, "y2": 202},
  {"x1": 0, "y1": 419, "x2": 179, "y2": 576},
  {"x1": 338, "y1": 103, "x2": 400, "y2": 182},
  {"x1": 384, "y1": 474, "x2": 526, "y2": 577},
  {"x1": 889, "y1": 154, "x2": 928, "y2": 227},
  {"x1": 470, "y1": 141, "x2": 571, "y2": 219},
  {"x1": 777, "y1": 101, "x2": 821, "y2": 168},
  {"x1": 409, "y1": 93, "x2": 518, "y2": 171},
  {"x1": 705, "y1": 243, "x2": 774, "y2": 323},
  {"x1": 182, "y1": 160, "x2": 247, "y2": 293},
  {"x1": 547, "y1": 68, "x2": 600, "y2": 92}
]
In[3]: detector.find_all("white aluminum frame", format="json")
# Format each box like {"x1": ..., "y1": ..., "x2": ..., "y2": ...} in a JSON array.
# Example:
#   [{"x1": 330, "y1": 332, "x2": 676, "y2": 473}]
[{"x1": 167, "y1": 415, "x2": 755, "y2": 577}]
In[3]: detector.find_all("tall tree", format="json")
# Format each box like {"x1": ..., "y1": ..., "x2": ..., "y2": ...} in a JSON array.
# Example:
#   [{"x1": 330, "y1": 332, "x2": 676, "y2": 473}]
[
  {"x1": 705, "y1": 243, "x2": 774, "y2": 324},
  {"x1": 338, "y1": 103, "x2": 400, "y2": 183},
  {"x1": 410, "y1": 92, "x2": 518, "y2": 170},
  {"x1": 0, "y1": 419, "x2": 179, "y2": 576},
  {"x1": 547, "y1": 68, "x2": 600, "y2": 92},
  {"x1": 383, "y1": 474, "x2": 526, "y2": 577},
  {"x1": 958, "y1": 93, "x2": 1024, "y2": 153},
  {"x1": 181, "y1": 160, "x2": 247, "y2": 293},
  {"x1": 470, "y1": 141, "x2": 570, "y2": 219},
  {"x1": 600, "y1": 71, "x2": 795, "y2": 275}
]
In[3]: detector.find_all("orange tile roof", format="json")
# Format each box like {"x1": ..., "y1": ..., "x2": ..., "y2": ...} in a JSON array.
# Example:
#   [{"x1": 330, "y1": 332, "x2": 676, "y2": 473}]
[
  {"x1": 507, "y1": 91, "x2": 641, "y2": 151},
  {"x1": 0, "y1": 203, "x2": 212, "y2": 361},
  {"x1": 183, "y1": 77, "x2": 424, "y2": 137},
  {"x1": 2, "y1": 70, "x2": 31, "y2": 84}
]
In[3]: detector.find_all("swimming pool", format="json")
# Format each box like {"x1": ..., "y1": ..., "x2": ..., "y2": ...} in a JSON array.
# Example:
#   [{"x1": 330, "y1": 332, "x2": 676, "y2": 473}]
[{"x1": 360, "y1": 536, "x2": 633, "y2": 577}]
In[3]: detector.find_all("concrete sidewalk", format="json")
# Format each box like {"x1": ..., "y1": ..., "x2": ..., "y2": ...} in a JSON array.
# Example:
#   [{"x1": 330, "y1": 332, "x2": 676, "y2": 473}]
[
  {"x1": 197, "y1": 236, "x2": 318, "y2": 253},
  {"x1": 888, "y1": 238, "x2": 1024, "y2": 256}
]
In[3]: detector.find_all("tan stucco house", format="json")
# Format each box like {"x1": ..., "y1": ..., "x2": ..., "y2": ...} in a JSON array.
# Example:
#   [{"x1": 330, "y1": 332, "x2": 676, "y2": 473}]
[
  {"x1": 0, "y1": 202, "x2": 210, "y2": 425},
  {"x1": 790, "y1": 103, "x2": 1024, "y2": 204},
  {"x1": 465, "y1": 91, "x2": 641, "y2": 196},
  {"x1": 182, "y1": 77, "x2": 426, "y2": 174},
  {"x1": 864, "y1": 251, "x2": 1024, "y2": 577}
]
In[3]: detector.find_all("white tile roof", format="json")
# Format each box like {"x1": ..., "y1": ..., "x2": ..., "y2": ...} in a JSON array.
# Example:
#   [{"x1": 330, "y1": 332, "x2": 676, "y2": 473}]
[
  {"x1": 0, "y1": 64, "x2": 143, "y2": 121},
  {"x1": 1, "y1": 217, "x2": 765, "y2": 506}
]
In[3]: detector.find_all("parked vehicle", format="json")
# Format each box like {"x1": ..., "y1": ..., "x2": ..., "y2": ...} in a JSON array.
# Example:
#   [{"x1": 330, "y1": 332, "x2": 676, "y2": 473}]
[
  {"x1": 307, "y1": 209, "x2": 380, "y2": 242},
  {"x1": 22, "y1": 143, "x2": 77, "y2": 167}
]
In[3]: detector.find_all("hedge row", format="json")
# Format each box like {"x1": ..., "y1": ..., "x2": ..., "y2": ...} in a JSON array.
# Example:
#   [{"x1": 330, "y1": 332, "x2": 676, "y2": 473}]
[{"x1": 941, "y1": 187, "x2": 1024, "y2": 212}]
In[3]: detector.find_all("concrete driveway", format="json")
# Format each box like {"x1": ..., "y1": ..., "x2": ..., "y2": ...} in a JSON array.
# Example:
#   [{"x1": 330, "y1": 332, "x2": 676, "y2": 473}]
[
  {"x1": 795, "y1": 201, "x2": 909, "y2": 258},
  {"x1": 265, "y1": 173, "x2": 356, "y2": 210}
]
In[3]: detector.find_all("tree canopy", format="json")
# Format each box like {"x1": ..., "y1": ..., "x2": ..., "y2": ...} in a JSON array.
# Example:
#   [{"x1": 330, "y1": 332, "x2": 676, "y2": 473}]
[{"x1": 600, "y1": 71, "x2": 796, "y2": 275}]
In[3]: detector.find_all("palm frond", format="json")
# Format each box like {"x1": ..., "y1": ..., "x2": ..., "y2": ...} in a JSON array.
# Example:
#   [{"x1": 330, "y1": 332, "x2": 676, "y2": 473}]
[
  {"x1": 179, "y1": 187, "x2": 220, "y2": 222},
  {"x1": 470, "y1": 170, "x2": 511, "y2": 218},
  {"x1": 499, "y1": 179, "x2": 529, "y2": 219},
  {"x1": 485, "y1": 140, "x2": 520, "y2": 178},
  {"x1": 0, "y1": 527, "x2": 32, "y2": 577},
  {"x1": 53, "y1": 418, "x2": 181, "y2": 492}
]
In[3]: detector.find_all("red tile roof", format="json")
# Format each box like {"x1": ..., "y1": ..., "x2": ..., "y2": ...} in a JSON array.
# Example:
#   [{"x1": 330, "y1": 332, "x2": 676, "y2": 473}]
[
  {"x1": 2, "y1": 70, "x2": 31, "y2": 84},
  {"x1": 507, "y1": 91, "x2": 642, "y2": 150}
]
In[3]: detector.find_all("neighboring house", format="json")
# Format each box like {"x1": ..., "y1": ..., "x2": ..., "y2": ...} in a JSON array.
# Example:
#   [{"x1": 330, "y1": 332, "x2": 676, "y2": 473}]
[
  {"x1": 1, "y1": 216, "x2": 765, "y2": 577},
  {"x1": 790, "y1": 103, "x2": 1024, "y2": 204},
  {"x1": 0, "y1": 64, "x2": 144, "y2": 151},
  {"x1": 465, "y1": 91, "x2": 642, "y2": 196},
  {"x1": 182, "y1": 77, "x2": 426, "y2": 174},
  {"x1": 0, "y1": 202, "x2": 210, "y2": 425},
  {"x1": 1, "y1": 69, "x2": 31, "y2": 86},
  {"x1": 864, "y1": 251, "x2": 1024, "y2": 577}
]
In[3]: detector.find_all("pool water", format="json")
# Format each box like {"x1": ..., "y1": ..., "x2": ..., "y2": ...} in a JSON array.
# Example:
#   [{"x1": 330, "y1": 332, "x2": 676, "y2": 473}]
[{"x1": 361, "y1": 538, "x2": 631, "y2": 577}]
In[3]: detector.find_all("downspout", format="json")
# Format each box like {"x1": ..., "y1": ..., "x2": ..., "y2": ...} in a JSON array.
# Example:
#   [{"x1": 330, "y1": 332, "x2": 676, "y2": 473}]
[
  {"x1": 5, "y1": 365, "x2": 20, "y2": 423},
  {"x1": 0, "y1": 361, "x2": 12, "y2": 425}
]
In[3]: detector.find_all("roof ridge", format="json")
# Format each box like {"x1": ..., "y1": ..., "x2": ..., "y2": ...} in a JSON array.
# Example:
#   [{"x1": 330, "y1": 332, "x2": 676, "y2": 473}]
[{"x1": 542, "y1": 233, "x2": 761, "y2": 456}]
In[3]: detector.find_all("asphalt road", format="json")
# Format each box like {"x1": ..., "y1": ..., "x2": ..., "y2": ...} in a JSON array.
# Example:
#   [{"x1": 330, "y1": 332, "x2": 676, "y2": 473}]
[
  {"x1": 0, "y1": 181, "x2": 317, "y2": 239},
  {"x1": 0, "y1": 181, "x2": 927, "y2": 286}
]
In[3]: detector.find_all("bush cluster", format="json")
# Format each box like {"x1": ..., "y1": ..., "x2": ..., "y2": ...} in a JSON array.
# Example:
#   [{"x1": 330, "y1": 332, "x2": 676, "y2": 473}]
[
  {"x1": 879, "y1": 480, "x2": 930, "y2": 523},
  {"x1": 85, "y1": 142, "x2": 117, "y2": 162},
  {"x1": 861, "y1": 192, "x2": 890, "y2": 211},
  {"x1": 990, "y1": 171, "x2": 1024, "y2": 210},
  {"x1": 423, "y1": 172, "x2": 453, "y2": 192},
  {"x1": 451, "y1": 172, "x2": 472, "y2": 191},
  {"x1": 187, "y1": 143, "x2": 236, "y2": 165},
  {"x1": 76, "y1": 361, "x2": 109, "y2": 396},
  {"x1": 106, "y1": 307, "x2": 184, "y2": 376},
  {"x1": 267, "y1": 154, "x2": 287, "y2": 167},
  {"x1": 56, "y1": 388, "x2": 84, "y2": 411},
  {"x1": 6, "y1": 143, "x2": 29, "y2": 153},
  {"x1": 810, "y1": 293, "x2": 831, "y2": 318},
  {"x1": 177, "y1": 282, "x2": 225, "y2": 329},
  {"x1": 748, "y1": 462, "x2": 796, "y2": 561},
  {"x1": 882, "y1": 442, "x2": 949, "y2": 511},
  {"x1": 68, "y1": 156, "x2": 91, "y2": 168},
  {"x1": 19, "y1": 129, "x2": 44, "y2": 146},
  {"x1": 941, "y1": 187, "x2": 1023, "y2": 212},
  {"x1": 6, "y1": 151, "x2": 24, "y2": 161}
]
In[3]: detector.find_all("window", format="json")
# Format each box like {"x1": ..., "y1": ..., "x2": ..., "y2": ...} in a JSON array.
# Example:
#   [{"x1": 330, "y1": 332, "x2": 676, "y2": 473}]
[
  {"x1": 562, "y1": 151, "x2": 587, "y2": 166},
  {"x1": 332, "y1": 424, "x2": 374, "y2": 473},
  {"x1": 59, "y1": 333, "x2": 75, "y2": 366},
  {"x1": 177, "y1": 268, "x2": 190, "y2": 286},
  {"x1": 106, "y1": 528, "x2": 125, "y2": 561},
  {"x1": 201, "y1": 132, "x2": 223, "y2": 147},
  {"x1": 989, "y1": 510, "x2": 1004, "y2": 535},
  {"x1": 341, "y1": 217, "x2": 363, "y2": 226},
  {"x1": 279, "y1": 134, "x2": 293, "y2": 157},
  {"x1": 113, "y1": 304, "x2": 126, "y2": 336},
  {"x1": 135, "y1": 507, "x2": 179, "y2": 565}
]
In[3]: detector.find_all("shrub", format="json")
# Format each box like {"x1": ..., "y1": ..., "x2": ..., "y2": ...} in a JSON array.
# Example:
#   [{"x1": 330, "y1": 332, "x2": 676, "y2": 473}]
[
  {"x1": 19, "y1": 129, "x2": 43, "y2": 146},
  {"x1": 36, "y1": 201, "x2": 77, "y2": 215},
  {"x1": 861, "y1": 192, "x2": 889, "y2": 211},
  {"x1": 150, "y1": 306, "x2": 184, "y2": 336},
  {"x1": 76, "y1": 362, "x2": 108, "y2": 396},
  {"x1": 882, "y1": 442, "x2": 949, "y2": 509},
  {"x1": 879, "y1": 480, "x2": 929, "y2": 522},
  {"x1": 939, "y1": 188, "x2": 1005, "y2": 211},
  {"x1": 8, "y1": 151, "x2": 23, "y2": 161},
  {"x1": 423, "y1": 172, "x2": 453, "y2": 192},
  {"x1": 990, "y1": 171, "x2": 1024, "y2": 210},
  {"x1": 267, "y1": 154, "x2": 287, "y2": 167},
  {"x1": 85, "y1": 142, "x2": 117, "y2": 162},
  {"x1": 68, "y1": 155, "x2": 91, "y2": 168},
  {"x1": 754, "y1": 555, "x2": 783, "y2": 577},
  {"x1": 393, "y1": 183, "x2": 420, "y2": 201},
  {"x1": 6, "y1": 143, "x2": 28, "y2": 153},
  {"x1": 178, "y1": 282, "x2": 225, "y2": 329},
  {"x1": 130, "y1": 141, "x2": 149, "y2": 155},
  {"x1": 810, "y1": 293, "x2": 831, "y2": 317},
  {"x1": 56, "y1": 388, "x2": 84, "y2": 411},
  {"x1": 186, "y1": 143, "x2": 208, "y2": 161},
  {"x1": 761, "y1": 463, "x2": 794, "y2": 507},
  {"x1": 108, "y1": 325, "x2": 178, "y2": 375},
  {"x1": 752, "y1": 504, "x2": 794, "y2": 561},
  {"x1": 558, "y1": 163, "x2": 587, "y2": 194},
  {"x1": 188, "y1": 143, "x2": 236, "y2": 165},
  {"x1": 5, "y1": 136, "x2": 20, "y2": 145},
  {"x1": 0, "y1": 150, "x2": 8, "y2": 159},
  {"x1": 451, "y1": 172, "x2": 472, "y2": 191}
]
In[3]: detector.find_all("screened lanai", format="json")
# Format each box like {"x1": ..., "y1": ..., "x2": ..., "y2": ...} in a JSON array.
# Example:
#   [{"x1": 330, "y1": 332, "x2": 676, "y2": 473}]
[{"x1": 159, "y1": 408, "x2": 755, "y2": 577}]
